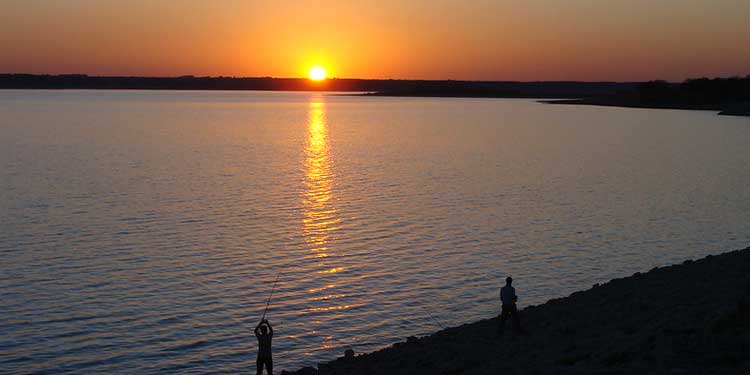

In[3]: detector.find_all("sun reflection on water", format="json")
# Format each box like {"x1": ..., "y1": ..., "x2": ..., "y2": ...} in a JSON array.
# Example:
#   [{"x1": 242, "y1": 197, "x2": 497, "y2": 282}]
[
  {"x1": 303, "y1": 100, "x2": 341, "y2": 248},
  {"x1": 302, "y1": 100, "x2": 349, "y2": 312},
  {"x1": 302, "y1": 98, "x2": 350, "y2": 350}
]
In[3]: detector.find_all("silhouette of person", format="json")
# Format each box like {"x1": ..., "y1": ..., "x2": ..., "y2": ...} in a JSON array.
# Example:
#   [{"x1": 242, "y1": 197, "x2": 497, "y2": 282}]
[
  {"x1": 498, "y1": 277, "x2": 522, "y2": 334},
  {"x1": 255, "y1": 319, "x2": 274, "y2": 375}
]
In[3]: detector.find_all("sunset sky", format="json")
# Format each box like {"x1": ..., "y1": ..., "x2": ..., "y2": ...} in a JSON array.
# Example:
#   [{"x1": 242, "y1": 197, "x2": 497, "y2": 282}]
[{"x1": 2, "y1": 0, "x2": 749, "y2": 81}]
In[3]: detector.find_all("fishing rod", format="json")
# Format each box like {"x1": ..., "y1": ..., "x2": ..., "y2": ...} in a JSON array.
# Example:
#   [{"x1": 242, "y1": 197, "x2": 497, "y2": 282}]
[{"x1": 261, "y1": 274, "x2": 281, "y2": 321}]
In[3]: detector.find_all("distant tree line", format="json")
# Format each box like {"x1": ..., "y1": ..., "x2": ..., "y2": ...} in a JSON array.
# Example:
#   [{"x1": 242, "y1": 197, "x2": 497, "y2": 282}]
[
  {"x1": 637, "y1": 76, "x2": 750, "y2": 105},
  {"x1": 545, "y1": 76, "x2": 750, "y2": 115},
  {"x1": 0, "y1": 73, "x2": 632, "y2": 98},
  {"x1": 1, "y1": 74, "x2": 747, "y2": 115}
]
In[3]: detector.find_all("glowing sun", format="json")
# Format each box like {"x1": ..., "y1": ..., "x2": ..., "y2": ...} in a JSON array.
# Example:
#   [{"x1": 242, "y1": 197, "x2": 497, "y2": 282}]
[{"x1": 309, "y1": 66, "x2": 327, "y2": 81}]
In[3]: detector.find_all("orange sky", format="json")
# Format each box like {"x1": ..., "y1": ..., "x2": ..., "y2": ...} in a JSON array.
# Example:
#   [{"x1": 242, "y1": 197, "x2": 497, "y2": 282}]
[{"x1": 1, "y1": 0, "x2": 748, "y2": 81}]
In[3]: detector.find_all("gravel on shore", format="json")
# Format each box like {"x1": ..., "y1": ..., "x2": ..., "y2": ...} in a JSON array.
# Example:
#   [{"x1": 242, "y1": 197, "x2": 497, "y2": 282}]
[{"x1": 284, "y1": 246, "x2": 750, "y2": 375}]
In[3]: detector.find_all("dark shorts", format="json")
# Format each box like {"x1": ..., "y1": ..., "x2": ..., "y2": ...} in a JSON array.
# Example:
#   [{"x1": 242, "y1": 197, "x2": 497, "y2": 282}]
[
  {"x1": 257, "y1": 356, "x2": 273, "y2": 374},
  {"x1": 501, "y1": 304, "x2": 518, "y2": 315},
  {"x1": 499, "y1": 304, "x2": 521, "y2": 330}
]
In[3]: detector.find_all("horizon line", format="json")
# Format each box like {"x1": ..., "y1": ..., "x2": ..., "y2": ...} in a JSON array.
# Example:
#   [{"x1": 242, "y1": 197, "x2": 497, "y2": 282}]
[{"x1": 0, "y1": 72, "x2": 723, "y2": 84}]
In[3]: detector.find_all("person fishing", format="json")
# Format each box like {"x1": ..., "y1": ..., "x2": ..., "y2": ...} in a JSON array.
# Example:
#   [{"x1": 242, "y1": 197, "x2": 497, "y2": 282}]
[
  {"x1": 255, "y1": 274, "x2": 280, "y2": 374},
  {"x1": 255, "y1": 319, "x2": 274, "y2": 375},
  {"x1": 498, "y1": 276, "x2": 522, "y2": 334}
]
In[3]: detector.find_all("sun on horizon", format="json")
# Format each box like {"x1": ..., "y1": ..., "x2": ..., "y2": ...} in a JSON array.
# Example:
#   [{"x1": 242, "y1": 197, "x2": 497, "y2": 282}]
[{"x1": 309, "y1": 66, "x2": 327, "y2": 81}]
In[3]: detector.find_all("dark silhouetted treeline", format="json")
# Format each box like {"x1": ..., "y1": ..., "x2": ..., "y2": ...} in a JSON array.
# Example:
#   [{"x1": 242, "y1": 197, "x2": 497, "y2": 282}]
[
  {"x1": 359, "y1": 80, "x2": 635, "y2": 98},
  {"x1": 0, "y1": 74, "x2": 632, "y2": 98},
  {"x1": 547, "y1": 76, "x2": 750, "y2": 116},
  {"x1": 0, "y1": 74, "x2": 355, "y2": 91},
  {"x1": 3, "y1": 73, "x2": 747, "y2": 115}
]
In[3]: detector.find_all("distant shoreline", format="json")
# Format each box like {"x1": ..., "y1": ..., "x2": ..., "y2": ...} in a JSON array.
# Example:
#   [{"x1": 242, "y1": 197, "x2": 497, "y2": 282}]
[
  {"x1": 3, "y1": 74, "x2": 747, "y2": 116},
  {"x1": 541, "y1": 98, "x2": 750, "y2": 117},
  {"x1": 284, "y1": 246, "x2": 750, "y2": 374},
  {"x1": 362, "y1": 77, "x2": 750, "y2": 116},
  {"x1": 0, "y1": 73, "x2": 634, "y2": 98}
]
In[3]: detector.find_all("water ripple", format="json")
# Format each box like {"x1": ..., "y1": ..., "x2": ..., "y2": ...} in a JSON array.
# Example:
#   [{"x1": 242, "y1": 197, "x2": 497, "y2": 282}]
[{"x1": 2, "y1": 91, "x2": 750, "y2": 374}]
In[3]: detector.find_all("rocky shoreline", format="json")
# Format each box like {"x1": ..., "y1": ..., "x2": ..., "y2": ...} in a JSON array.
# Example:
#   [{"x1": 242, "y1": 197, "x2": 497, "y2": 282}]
[{"x1": 284, "y1": 246, "x2": 750, "y2": 374}]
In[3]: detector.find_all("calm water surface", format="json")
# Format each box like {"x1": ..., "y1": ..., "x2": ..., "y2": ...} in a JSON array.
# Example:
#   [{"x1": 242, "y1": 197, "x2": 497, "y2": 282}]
[{"x1": 1, "y1": 90, "x2": 750, "y2": 373}]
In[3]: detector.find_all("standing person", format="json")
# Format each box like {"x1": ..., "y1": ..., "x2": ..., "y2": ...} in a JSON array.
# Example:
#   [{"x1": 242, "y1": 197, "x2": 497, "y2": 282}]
[
  {"x1": 499, "y1": 277, "x2": 522, "y2": 334},
  {"x1": 255, "y1": 319, "x2": 274, "y2": 375}
]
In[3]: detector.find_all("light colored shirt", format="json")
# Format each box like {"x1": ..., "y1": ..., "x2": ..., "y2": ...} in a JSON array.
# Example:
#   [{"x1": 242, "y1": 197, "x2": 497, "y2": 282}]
[{"x1": 500, "y1": 284, "x2": 516, "y2": 306}]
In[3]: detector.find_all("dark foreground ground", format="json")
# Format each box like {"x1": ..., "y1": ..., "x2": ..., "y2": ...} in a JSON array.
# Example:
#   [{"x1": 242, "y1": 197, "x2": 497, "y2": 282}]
[{"x1": 285, "y1": 247, "x2": 750, "y2": 375}]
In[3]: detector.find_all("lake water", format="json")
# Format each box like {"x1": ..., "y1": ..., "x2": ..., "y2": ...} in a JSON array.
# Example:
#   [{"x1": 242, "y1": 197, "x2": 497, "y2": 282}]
[{"x1": 1, "y1": 90, "x2": 750, "y2": 374}]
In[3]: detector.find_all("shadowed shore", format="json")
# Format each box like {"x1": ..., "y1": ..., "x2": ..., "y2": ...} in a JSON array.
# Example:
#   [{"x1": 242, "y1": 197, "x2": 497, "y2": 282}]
[
  {"x1": 3, "y1": 74, "x2": 747, "y2": 116},
  {"x1": 542, "y1": 98, "x2": 750, "y2": 117},
  {"x1": 284, "y1": 246, "x2": 750, "y2": 374},
  {"x1": 372, "y1": 77, "x2": 750, "y2": 117},
  {"x1": 0, "y1": 74, "x2": 630, "y2": 98}
]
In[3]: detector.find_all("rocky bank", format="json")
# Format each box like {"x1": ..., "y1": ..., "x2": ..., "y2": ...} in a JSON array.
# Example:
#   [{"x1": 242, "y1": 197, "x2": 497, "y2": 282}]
[{"x1": 285, "y1": 246, "x2": 750, "y2": 374}]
